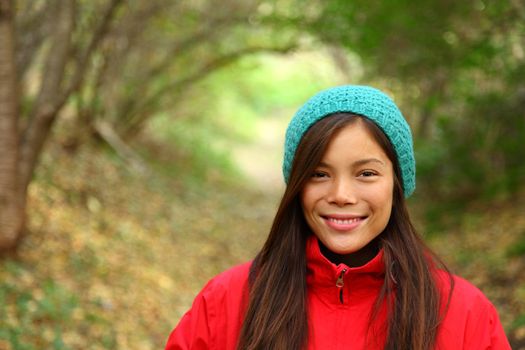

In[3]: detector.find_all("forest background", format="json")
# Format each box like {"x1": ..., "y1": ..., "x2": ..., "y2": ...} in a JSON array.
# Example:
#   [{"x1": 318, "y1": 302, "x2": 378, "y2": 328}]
[{"x1": 0, "y1": 0, "x2": 524, "y2": 349}]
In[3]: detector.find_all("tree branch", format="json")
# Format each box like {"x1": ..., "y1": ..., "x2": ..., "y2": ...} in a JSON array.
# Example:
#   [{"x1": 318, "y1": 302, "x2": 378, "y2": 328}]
[
  {"x1": 19, "y1": 0, "x2": 75, "y2": 190},
  {"x1": 57, "y1": 0, "x2": 125, "y2": 110},
  {"x1": 94, "y1": 120, "x2": 149, "y2": 174},
  {"x1": 15, "y1": 0, "x2": 50, "y2": 79},
  {"x1": 122, "y1": 44, "x2": 296, "y2": 136},
  {"x1": 143, "y1": 15, "x2": 249, "y2": 80},
  {"x1": 19, "y1": 0, "x2": 124, "y2": 191}
]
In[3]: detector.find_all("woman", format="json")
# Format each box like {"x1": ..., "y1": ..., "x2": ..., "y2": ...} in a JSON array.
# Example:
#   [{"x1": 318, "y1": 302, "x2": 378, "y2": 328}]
[{"x1": 165, "y1": 85, "x2": 511, "y2": 349}]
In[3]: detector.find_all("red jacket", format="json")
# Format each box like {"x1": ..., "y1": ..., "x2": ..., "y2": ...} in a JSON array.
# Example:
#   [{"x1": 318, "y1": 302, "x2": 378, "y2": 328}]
[{"x1": 166, "y1": 236, "x2": 511, "y2": 349}]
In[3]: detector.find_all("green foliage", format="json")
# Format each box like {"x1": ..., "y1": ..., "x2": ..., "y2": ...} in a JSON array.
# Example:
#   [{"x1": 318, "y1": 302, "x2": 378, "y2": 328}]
[
  {"x1": 512, "y1": 314, "x2": 525, "y2": 331},
  {"x1": 146, "y1": 112, "x2": 241, "y2": 189},
  {"x1": 507, "y1": 232, "x2": 525, "y2": 258},
  {"x1": 215, "y1": 53, "x2": 344, "y2": 115},
  {"x1": 310, "y1": 0, "x2": 468, "y2": 76},
  {"x1": 0, "y1": 261, "x2": 116, "y2": 350},
  {"x1": 417, "y1": 82, "x2": 525, "y2": 209}
]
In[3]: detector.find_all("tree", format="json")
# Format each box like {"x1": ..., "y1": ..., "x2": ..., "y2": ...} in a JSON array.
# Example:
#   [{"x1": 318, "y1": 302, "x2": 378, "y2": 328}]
[
  {"x1": 0, "y1": 0, "x2": 298, "y2": 254},
  {"x1": 0, "y1": 0, "x2": 124, "y2": 254},
  {"x1": 0, "y1": 0, "x2": 24, "y2": 252}
]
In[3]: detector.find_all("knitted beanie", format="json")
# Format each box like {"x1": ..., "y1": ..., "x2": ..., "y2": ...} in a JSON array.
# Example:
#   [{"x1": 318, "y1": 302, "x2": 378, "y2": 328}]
[{"x1": 283, "y1": 85, "x2": 416, "y2": 197}]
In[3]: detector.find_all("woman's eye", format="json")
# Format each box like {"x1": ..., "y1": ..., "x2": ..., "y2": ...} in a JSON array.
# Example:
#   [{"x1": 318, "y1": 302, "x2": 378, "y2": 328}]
[
  {"x1": 359, "y1": 170, "x2": 377, "y2": 177},
  {"x1": 311, "y1": 171, "x2": 328, "y2": 178}
]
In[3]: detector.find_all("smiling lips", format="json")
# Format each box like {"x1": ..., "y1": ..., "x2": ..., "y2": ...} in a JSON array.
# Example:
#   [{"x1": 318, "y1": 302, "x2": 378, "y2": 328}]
[{"x1": 322, "y1": 215, "x2": 365, "y2": 231}]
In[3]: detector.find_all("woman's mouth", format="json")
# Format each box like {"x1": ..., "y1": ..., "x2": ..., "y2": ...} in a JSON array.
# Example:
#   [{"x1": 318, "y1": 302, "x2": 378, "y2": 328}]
[{"x1": 322, "y1": 215, "x2": 365, "y2": 231}]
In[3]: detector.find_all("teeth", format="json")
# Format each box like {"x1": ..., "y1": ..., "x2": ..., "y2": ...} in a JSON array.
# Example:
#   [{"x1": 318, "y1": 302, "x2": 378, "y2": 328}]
[{"x1": 328, "y1": 217, "x2": 360, "y2": 225}]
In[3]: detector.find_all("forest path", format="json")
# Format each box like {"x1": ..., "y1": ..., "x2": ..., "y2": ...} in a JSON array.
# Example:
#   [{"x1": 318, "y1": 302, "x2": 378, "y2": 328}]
[{"x1": 232, "y1": 115, "x2": 289, "y2": 194}]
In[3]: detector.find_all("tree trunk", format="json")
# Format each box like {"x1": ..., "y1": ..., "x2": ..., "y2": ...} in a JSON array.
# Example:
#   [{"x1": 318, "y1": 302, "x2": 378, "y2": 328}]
[
  {"x1": 19, "y1": 0, "x2": 122, "y2": 192},
  {"x1": 0, "y1": 0, "x2": 25, "y2": 253},
  {"x1": 18, "y1": 0, "x2": 75, "y2": 193}
]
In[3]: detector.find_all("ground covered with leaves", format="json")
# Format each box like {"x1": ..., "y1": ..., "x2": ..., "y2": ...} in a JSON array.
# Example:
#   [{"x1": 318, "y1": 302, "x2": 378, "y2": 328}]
[
  {"x1": 1, "y1": 141, "x2": 524, "y2": 349},
  {"x1": 0, "y1": 141, "x2": 273, "y2": 349}
]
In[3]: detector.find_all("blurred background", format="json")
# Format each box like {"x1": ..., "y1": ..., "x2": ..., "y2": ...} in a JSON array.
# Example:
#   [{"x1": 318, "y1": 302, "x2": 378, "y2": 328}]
[{"x1": 0, "y1": 0, "x2": 524, "y2": 349}]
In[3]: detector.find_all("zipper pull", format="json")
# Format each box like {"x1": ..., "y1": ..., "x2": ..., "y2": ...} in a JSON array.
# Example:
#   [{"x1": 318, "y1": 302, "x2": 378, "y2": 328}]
[
  {"x1": 336, "y1": 268, "x2": 347, "y2": 304},
  {"x1": 336, "y1": 268, "x2": 347, "y2": 288}
]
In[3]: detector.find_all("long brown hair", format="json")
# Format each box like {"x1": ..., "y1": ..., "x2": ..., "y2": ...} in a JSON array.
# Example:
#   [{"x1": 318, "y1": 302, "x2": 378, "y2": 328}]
[{"x1": 237, "y1": 113, "x2": 453, "y2": 350}]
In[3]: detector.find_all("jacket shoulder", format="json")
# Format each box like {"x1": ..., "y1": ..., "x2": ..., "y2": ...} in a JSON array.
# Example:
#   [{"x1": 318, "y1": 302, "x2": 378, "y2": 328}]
[
  {"x1": 435, "y1": 270, "x2": 511, "y2": 349},
  {"x1": 165, "y1": 262, "x2": 251, "y2": 350},
  {"x1": 201, "y1": 261, "x2": 251, "y2": 296}
]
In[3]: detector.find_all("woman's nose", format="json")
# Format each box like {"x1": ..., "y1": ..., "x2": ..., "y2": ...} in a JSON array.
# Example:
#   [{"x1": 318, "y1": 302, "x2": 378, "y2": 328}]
[{"x1": 327, "y1": 178, "x2": 357, "y2": 206}]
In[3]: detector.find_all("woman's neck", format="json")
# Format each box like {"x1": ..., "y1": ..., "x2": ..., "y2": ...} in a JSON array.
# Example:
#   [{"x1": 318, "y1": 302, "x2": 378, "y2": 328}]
[{"x1": 319, "y1": 238, "x2": 380, "y2": 267}]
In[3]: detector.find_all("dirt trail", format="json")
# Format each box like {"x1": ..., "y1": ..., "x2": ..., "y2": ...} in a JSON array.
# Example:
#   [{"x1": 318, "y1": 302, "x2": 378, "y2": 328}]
[{"x1": 232, "y1": 116, "x2": 288, "y2": 194}]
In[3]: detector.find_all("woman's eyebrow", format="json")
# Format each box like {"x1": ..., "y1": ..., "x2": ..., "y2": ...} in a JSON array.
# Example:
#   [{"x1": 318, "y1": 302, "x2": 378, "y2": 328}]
[
  {"x1": 318, "y1": 158, "x2": 386, "y2": 168},
  {"x1": 353, "y1": 158, "x2": 386, "y2": 167}
]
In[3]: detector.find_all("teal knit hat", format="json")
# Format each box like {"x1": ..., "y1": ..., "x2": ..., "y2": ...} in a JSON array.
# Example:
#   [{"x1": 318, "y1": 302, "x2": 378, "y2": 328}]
[{"x1": 283, "y1": 85, "x2": 416, "y2": 197}]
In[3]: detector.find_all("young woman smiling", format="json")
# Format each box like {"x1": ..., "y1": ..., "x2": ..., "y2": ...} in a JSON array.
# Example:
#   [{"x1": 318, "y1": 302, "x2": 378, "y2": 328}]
[{"x1": 165, "y1": 86, "x2": 511, "y2": 349}]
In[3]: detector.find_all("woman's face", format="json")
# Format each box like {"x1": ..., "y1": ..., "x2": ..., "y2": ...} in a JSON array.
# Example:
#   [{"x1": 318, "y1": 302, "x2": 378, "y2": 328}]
[{"x1": 300, "y1": 119, "x2": 394, "y2": 260}]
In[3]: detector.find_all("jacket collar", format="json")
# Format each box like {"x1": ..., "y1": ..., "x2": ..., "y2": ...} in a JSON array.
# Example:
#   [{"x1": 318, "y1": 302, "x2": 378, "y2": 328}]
[{"x1": 305, "y1": 234, "x2": 385, "y2": 294}]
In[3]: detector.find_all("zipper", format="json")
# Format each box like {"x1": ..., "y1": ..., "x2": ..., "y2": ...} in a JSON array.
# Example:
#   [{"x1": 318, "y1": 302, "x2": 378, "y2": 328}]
[{"x1": 336, "y1": 268, "x2": 347, "y2": 304}]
